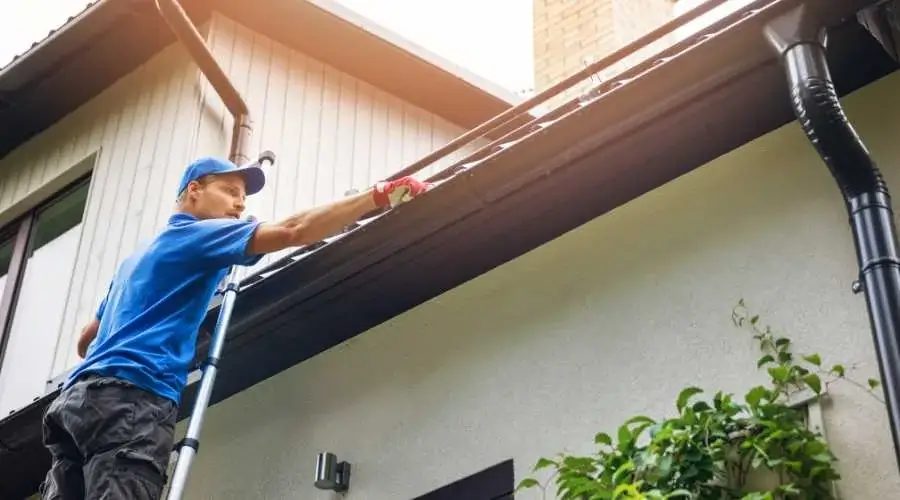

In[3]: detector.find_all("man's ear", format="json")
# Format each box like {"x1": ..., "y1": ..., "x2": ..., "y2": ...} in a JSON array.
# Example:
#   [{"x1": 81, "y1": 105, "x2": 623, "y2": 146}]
[{"x1": 186, "y1": 179, "x2": 203, "y2": 199}]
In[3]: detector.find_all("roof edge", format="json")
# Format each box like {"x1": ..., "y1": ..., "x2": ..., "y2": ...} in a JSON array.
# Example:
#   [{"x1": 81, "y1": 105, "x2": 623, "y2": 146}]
[
  {"x1": 0, "y1": 1, "x2": 106, "y2": 76},
  {"x1": 0, "y1": 0, "x2": 522, "y2": 157},
  {"x1": 301, "y1": 0, "x2": 524, "y2": 106}
]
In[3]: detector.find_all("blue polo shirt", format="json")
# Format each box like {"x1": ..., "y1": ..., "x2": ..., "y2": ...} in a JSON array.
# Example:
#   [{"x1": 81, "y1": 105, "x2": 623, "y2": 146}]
[{"x1": 65, "y1": 212, "x2": 264, "y2": 404}]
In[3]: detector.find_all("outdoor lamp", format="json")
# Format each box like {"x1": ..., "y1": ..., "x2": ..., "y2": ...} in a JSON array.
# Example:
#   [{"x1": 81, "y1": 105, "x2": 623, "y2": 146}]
[{"x1": 314, "y1": 451, "x2": 351, "y2": 493}]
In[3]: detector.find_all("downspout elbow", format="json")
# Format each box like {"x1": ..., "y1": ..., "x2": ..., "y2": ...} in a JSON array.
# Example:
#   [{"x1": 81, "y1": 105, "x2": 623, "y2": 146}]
[
  {"x1": 155, "y1": 0, "x2": 252, "y2": 165},
  {"x1": 765, "y1": 7, "x2": 883, "y2": 203}
]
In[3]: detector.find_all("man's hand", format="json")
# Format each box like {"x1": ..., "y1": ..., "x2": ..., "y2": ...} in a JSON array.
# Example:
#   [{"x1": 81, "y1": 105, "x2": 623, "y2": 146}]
[{"x1": 372, "y1": 176, "x2": 432, "y2": 208}]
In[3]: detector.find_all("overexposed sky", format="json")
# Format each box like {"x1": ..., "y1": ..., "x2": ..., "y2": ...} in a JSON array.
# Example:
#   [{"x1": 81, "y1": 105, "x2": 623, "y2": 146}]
[{"x1": 0, "y1": 0, "x2": 534, "y2": 92}]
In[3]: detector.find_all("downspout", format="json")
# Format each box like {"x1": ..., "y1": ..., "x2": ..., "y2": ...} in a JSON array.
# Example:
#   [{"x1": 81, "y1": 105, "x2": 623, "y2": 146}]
[
  {"x1": 766, "y1": 5, "x2": 900, "y2": 470},
  {"x1": 155, "y1": 0, "x2": 252, "y2": 165}
]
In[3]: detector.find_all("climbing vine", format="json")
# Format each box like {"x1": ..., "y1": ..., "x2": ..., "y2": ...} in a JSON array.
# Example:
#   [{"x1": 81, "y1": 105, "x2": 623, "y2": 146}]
[{"x1": 516, "y1": 299, "x2": 883, "y2": 499}]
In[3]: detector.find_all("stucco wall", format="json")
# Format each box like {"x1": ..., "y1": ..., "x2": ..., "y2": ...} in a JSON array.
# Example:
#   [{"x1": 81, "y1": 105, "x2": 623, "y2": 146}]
[{"x1": 171, "y1": 70, "x2": 900, "y2": 499}]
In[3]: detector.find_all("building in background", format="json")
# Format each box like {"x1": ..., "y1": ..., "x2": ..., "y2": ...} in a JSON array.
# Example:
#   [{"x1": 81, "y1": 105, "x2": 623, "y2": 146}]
[{"x1": 533, "y1": 0, "x2": 676, "y2": 91}]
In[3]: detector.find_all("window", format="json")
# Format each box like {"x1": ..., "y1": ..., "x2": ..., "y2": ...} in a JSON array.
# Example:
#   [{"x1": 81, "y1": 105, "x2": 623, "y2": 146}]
[
  {"x1": 0, "y1": 171, "x2": 92, "y2": 416},
  {"x1": 412, "y1": 459, "x2": 515, "y2": 500}
]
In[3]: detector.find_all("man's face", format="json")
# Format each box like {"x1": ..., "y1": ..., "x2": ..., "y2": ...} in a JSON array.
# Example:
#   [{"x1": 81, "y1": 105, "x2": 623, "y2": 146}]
[{"x1": 184, "y1": 173, "x2": 247, "y2": 220}]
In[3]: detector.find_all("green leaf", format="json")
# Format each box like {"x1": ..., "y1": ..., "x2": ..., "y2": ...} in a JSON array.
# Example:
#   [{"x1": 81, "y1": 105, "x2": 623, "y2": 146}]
[
  {"x1": 750, "y1": 315, "x2": 759, "y2": 325},
  {"x1": 745, "y1": 386, "x2": 769, "y2": 407},
  {"x1": 869, "y1": 378, "x2": 881, "y2": 390},
  {"x1": 802, "y1": 353, "x2": 822, "y2": 366},
  {"x1": 515, "y1": 478, "x2": 540, "y2": 491},
  {"x1": 657, "y1": 455, "x2": 674, "y2": 477},
  {"x1": 778, "y1": 483, "x2": 801, "y2": 495},
  {"x1": 776, "y1": 337, "x2": 791, "y2": 347},
  {"x1": 594, "y1": 432, "x2": 613, "y2": 446},
  {"x1": 612, "y1": 461, "x2": 635, "y2": 483},
  {"x1": 624, "y1": 415, "x2": 655, "y2": 426},
  {"x1": 677, "y1": 387, "x2": 704, "y2": 413},
  {"x1": 804, "y1": 440, "x2": 826, "y2": 455},
  {"x1": 768, "y1": 366, "x2": 790, "y2": 382},
  {"x1": 757, "y1": 355, "x2": 775, "y2": 368},
  {"x1": 803, "y1": 373, "x2": 822, "y2": 394},
  {"x1": 532, "y1": 457, "x2": 555, "y2": 472},
  {"x1": 692, "y1": 401, "x2": 712, "y2": 412},
  {"x1": 617, "y1": 424, "x2": 632, "y2": 447},
  {"x1": 831, "y1": 364, "x2": 846, "y2": 377},
  {"x1": 667, "y1": 490, "x2": 694, "y2": 499}
]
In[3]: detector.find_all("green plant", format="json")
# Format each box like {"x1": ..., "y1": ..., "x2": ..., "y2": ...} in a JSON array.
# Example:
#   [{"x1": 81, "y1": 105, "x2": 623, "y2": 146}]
[{"x1": 516, "y1": 300, "x2": 883, "y2": 500}]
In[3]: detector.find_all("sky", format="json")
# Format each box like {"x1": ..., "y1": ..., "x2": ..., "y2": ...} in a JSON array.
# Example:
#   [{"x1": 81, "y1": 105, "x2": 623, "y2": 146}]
[{"x1": 0, "y1": 0, "x2": 535, "y2": 93}]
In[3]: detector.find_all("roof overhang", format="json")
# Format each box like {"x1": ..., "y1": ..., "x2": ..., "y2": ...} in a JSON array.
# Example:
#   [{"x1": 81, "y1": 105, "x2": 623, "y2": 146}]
[
  {"x1": 0, "y1": 0, "x2": 522, "y2": 161},
  {"x1": 1, "y1": 0, "x2": 897, "y2": 497}
]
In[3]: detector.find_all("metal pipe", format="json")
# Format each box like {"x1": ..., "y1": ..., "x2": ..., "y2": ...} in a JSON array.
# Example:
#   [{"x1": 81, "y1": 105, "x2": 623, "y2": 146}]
[
  {"x1": 155, "y1": 0, "x2": 253, "y2": 165},
  {"x1": 766, "y1": 4, "x2": 900, "y2": 470}
]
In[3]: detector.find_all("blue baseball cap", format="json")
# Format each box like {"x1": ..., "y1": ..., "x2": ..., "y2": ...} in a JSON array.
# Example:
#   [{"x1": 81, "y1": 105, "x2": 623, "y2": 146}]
[{"x1": 177, "y1": 157, "x2": 266, "y2": 197}]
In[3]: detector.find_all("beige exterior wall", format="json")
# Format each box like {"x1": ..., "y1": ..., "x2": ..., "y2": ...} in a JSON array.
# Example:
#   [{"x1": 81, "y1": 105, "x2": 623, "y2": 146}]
[
  {"x1": 533, "y1": 0, "x2": 675, "y2": 95},
  {"x1": 0, "y1": 13, "x2": 480, "y2": 416},
  {"x1": 172, "y1": 71, "x2": 900, "y2": 498}
]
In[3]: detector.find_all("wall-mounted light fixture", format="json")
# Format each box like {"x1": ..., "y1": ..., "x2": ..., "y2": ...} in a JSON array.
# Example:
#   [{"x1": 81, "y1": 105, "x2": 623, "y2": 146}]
[{"x1": 315, "y1": 452, "x2": 351, "y2": 493}]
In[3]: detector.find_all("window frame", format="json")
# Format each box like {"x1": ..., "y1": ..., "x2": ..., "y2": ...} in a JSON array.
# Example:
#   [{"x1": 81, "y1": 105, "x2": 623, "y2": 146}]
[
  {"x1": 0, "y1": 171, "x2": 93, "y2": 376},
  {"x1": 412, "y1": 459, "x2": 515, "y2": 500}
]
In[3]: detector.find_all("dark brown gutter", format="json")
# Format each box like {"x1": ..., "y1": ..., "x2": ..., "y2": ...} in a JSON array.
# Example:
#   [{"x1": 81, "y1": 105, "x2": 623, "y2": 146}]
[{"x1": 154, "y1": 0, "x2": 252, "y2": 165}]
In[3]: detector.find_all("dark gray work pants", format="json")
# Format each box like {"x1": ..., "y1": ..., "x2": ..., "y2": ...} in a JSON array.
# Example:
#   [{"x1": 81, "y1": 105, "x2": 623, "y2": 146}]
[{"x1": 40, "y1": 374, "x2": 178, "y2": 500}]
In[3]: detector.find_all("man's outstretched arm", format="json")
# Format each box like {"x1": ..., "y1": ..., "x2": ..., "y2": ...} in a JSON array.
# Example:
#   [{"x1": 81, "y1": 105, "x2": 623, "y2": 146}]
[{"x1": 248, "y1": 176, "x2": 429, "y2": 255}]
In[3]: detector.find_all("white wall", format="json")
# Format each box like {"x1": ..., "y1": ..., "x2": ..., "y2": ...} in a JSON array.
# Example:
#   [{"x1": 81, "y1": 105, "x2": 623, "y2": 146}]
[{"x1": 172, "y1": 70, "x2": 900, "y2": 499}]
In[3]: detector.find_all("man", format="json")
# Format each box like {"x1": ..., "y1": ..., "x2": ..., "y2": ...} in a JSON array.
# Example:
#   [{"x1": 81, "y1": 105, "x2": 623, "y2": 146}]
[{"x1": 40, "y1": 156, "x2": 431, "y2": 499}]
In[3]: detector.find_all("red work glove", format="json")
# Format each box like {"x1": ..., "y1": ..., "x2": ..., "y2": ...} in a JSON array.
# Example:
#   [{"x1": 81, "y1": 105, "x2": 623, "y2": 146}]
[{"x1": 372, "y1": 176, "x2": 432, "y2": 208}]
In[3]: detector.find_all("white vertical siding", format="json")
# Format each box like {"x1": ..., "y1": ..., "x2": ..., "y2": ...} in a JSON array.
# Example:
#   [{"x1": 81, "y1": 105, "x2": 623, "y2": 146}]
[
  {"x1": 0, "y1": 13, "x2": 487, "y2": 414},
  {"x1": 198, "y1": 14, "x2": 483, "y2": 271}
]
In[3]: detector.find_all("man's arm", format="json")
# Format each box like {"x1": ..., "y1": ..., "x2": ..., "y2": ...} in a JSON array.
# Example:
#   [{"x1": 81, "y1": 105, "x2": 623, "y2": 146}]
[
  {"x1": 76, "y1": 318, "x2": 100, "y2": 359},
  {"x1": 247, "y1": 177, "x2": 429, "y2": 255}
]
